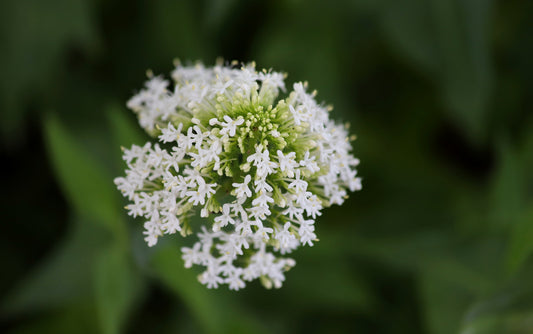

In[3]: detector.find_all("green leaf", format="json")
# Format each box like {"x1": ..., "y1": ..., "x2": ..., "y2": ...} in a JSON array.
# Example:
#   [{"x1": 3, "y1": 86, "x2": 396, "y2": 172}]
[
  {"x1": 145, "y1": 0, "x2": 212, "y2": 63},
  {"x1": 151, "y1": 245, "x2": 225, "y2": 334},
  {"x1": 151, "y1": 245, "x2": 269, "y2": 334},
  {"x1": 460, "y1": 266, "x2": 533, "y2": 334},
  {"x1": 107, "y1": 104, "x2": 149, "y2": 177},
  {"x1": 379, "y1": 0, "x2": 437, "y2": 72},
  {"x1": 2, "y1": 216, "x2": 107, "y2": 316},
  {"x1": 486, "y1": 138, "x2": 533, "y2": 273},
  {"x1": 43, "y1": 114, "x2": 125, "y2": 240},
  {"x1": 346, "y1": 230, "x2": 452, "y2": 272},
  {"x1": 5, "y1": 301, "x2": 100, "y2": 334},
  {"x1": 94, "y1": 244, "x2": 144, "y2": 334},
  {"x1": 489, "y1": 140, "x2": 526, "y2": 230},
  {"x1": 107, "y1": 104, "x2": 148, "y2": 149},
  {"x1": 459, "y1": 313, "x2": 533, "y2": 334},
  {"x1": 416, "y1": 242, "x2": 507, "y2": 334},
  {"x1": 419, "y1": 269, "x2": 476, "y2": 334},
  {"x1": 507, "y1": 207, "x2": 533, "y2": 274},
  {"x1": 281, "y1": 231, "x2": 376, "y2": 313},
  {"x1": 505, "y1": 121, "x2": 533, "y2": 272},
  {"x1": 0, "y1": 0, "x2": 97, "y2": 144},
  {"x1": 379, "y1": 0, "x2": 494, "y2": 142},
  {"x1": 286, "y1": 257, "x2": 375, "y2": 312},
  {"x1": 203, "y1": 0, "x2": 239, "y2": 30}
]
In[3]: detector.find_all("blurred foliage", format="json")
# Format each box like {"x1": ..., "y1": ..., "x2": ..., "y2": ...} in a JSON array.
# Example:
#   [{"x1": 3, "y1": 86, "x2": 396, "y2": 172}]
[{"x1": 1, "y1": 0, "x2": 532, "y2": 333}]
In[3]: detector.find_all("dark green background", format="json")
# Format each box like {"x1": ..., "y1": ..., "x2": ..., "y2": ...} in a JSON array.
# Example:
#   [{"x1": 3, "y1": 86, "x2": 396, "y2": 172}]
[{"x1": 1, "y1": 0, "x2": 532, "y2": 333}]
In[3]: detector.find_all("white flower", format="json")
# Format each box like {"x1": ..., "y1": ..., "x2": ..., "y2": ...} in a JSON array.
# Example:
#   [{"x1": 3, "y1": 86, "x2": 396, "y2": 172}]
[
  {"x1": 298, "y1": 219, "x2": 317, "y2": 246},
  {"x1": 246, "y1": 145, "x2": 267, "y2": 166},
  {"x1": 277, "y1": 150, "x2": 299, "y2": 177},
  {"x1": 213, "y1": 204, "x2": 236, "y2": 231},
  {"x1": 254, "y1": 178, "x2": 273, "y2": 193},
  {"x1": 182, "y1": 243, "x2": 201, "y2": 268},
  {"x1": 199, "y1": 265, "x2": 224, "y2": 289},
  {"x1": 252, "y1": 190, "x2": 274, "y2": 208},
  {"x1": 115, "y1": 61, "x2": 361, "y2": 290},
  {"x1": 253, "y1": 220, "x2": 274, "y2": 240},
  {"x1": 274, "y1": 222, "x2": 298, "y2": 254},
  {"x1": 162, "y1": 211, "x2": 181, "y2": 234},
  {"x1": 299, "y1": 151, "x2": 320, "y2": 175},
  {"x1": 232, "y1": 175, "x2": 252, "y2": 200},
  {"x1": 246, "y1": 147, "x2": 278, "y2": 178},
  {"x1": 186, "y1": 177, "x2": 216, "y2": 205},
  {"x1": 288, "y1": 170, "x2": 308, "y2": 192},
  {"x1": 159, "y1": 123, "x2": 183, "y2": 143},
  {"x1": 210, "y1": 115, "x2": 244, "y2": 137},
  {"x1": 225, "y1": 268, "x2": 245, "y2": 291}
]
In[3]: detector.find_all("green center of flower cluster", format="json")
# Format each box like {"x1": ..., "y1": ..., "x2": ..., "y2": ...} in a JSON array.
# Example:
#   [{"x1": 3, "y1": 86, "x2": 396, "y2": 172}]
[{"x1": 149, "y1": 84, "x2": 326, "y2": 233}]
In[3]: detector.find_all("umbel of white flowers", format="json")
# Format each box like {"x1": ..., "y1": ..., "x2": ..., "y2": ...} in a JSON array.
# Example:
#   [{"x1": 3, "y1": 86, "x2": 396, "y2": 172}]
[{"x1": 115, "y1": 60, "x2": 362, "y2": 290}]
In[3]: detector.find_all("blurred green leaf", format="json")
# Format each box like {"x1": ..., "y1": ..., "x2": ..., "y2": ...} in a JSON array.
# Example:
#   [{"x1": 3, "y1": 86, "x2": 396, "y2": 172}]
[
  {"x1": 380, "y1": 0, "x2": 437, "y2": 71},
  {"x1": 419, "y1": 269, "x2": 473, "y2": 334},
  {"x1": 459, "y1": 313, "x2": 533, "y2": 334},
  {"x1": 282, "y1": 231, "x2": 376, "y2": 313},
  {"x1": 417, "y1": 253, "x2": 501, "y2": 334},
  {"x1": 5, "y1": 301, "x2": 100, "y2": 334},
  {"x1": 486, "y1": 137, "x2": 533, "y2": 274},
  {"x1": 287, "y1": 257, "x2": 375, "y2": 312},
  {"x1": 380, "y1": 0, "x2": 493, "y2": 142},
  {"x1": 150, "y1": 245, "x2": 268, "y2": 334},
  {"x1": 252, "y1": 0, "x2": 347, "y2": 113},
  {"x1": 460, "y1": 266, "x2": 533, "y2": 334},
  {"x1": 43, "y1": 114, "x2": 125, "y2": 240},
  {"x1": 107, "y1": 104, "x2": 149, "y2": 176},
  {"x1": 2, "y1": 216, "x2": 107, "y2": 316},
  {"x1": 347, "y1": 230, "x2": 503, "y2": 334},
  {"x1": 204, "y1": 0, "x2": 239, "y2": 29},
  {"x1": 506, "y1": 205, "x2": 533, "y2": 274},
  {"x1": 151, "y1": 245, "x2": 225, "y2": 334},
  {"x1": 503, "y1": 122, "x2": 533, "y2": 273},
  {"x1": 489, "y1": 140, "x2": 526, "y2": 230},
  {"x1": 146, "y1": 0, "x2": 211, "y2": 64},
  {"x1": 107, "y1": 105, "x2": 148, "y2": 149},
  {"x1": 347, "y1": 231, "x2": 451, "y2": 272},
  {"x1": 0, "y1": 0, "x2": 96, "y2": 144},
  {"x1": 94, "y1": 244, "x2": 144, "y2": 334}
]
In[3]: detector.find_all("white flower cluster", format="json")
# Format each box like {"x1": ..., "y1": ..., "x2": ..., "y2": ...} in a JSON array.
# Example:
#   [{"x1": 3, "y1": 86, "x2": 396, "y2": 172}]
[{"x1": 115, "y1": 61, "x2": 361, "y2": 290}]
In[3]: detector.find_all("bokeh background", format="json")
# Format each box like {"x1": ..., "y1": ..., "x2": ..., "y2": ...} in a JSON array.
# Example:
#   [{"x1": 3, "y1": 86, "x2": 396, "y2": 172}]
[{"x1": 1, "y1": 0, "x2": 532, "y2": 333}]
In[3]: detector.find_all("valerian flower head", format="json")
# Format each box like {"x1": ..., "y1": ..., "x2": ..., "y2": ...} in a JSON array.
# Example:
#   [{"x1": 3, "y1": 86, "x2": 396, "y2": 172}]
[{"x1": 115, "y1": 60, "x2": 362, "y2": 290}]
